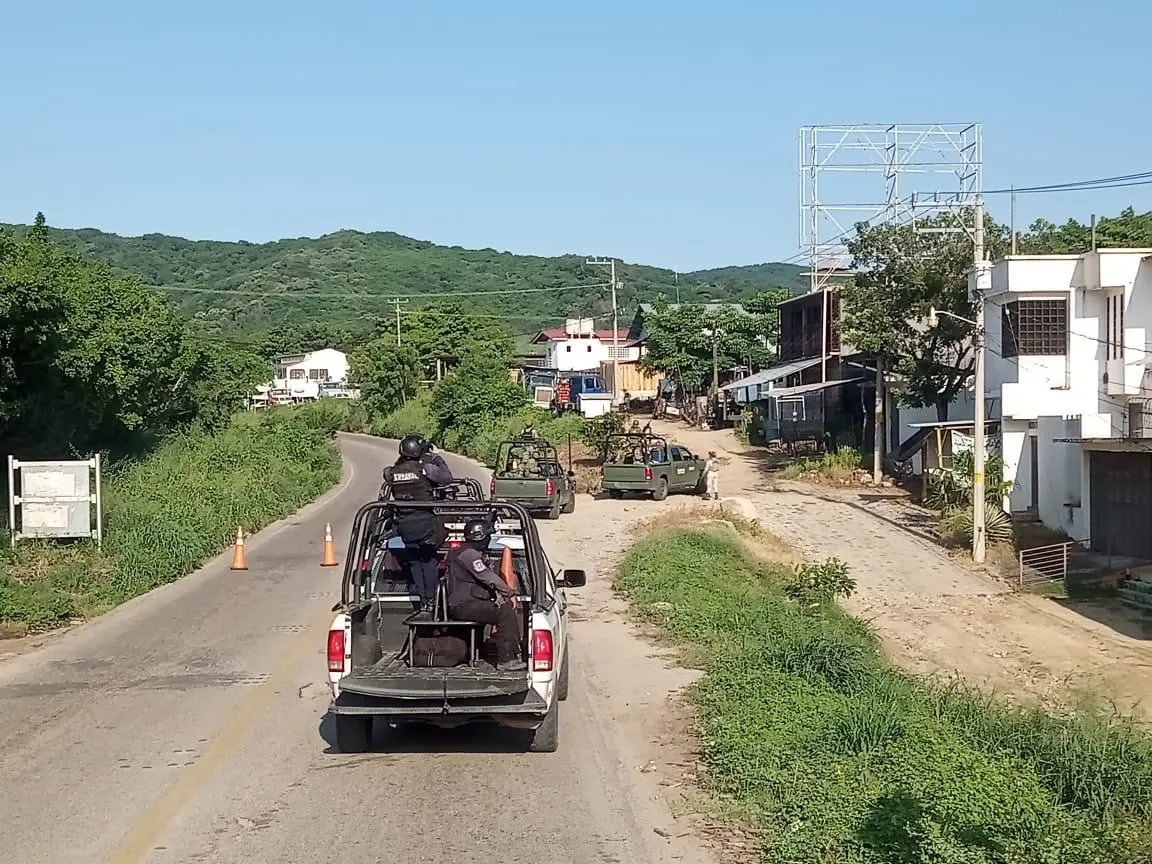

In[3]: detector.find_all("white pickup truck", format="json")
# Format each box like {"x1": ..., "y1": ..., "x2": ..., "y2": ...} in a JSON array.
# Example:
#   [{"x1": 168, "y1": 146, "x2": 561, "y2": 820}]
[{"x1": 326, "y1": 499, "x2": 586, "y2": 753}]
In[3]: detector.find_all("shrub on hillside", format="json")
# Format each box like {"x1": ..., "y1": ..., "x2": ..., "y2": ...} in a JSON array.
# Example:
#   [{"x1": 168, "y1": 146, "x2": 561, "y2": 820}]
[{"x1": 0, "y1": 411, "x2": 340, "y2": 630}]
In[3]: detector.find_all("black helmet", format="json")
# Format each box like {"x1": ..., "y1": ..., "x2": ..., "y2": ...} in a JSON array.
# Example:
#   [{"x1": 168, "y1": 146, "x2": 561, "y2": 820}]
[
  {"x1": 399, "y1": 434, "x2": 425, "y2": 460},
  {"x1": 461, "y1": 518, "x2": 492, "y2": 549}
]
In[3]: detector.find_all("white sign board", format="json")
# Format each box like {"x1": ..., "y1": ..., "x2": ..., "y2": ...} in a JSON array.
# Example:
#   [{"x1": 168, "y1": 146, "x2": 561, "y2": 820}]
[{"x1": 7, "y1": 455, "x2": 103, "y2": 547}]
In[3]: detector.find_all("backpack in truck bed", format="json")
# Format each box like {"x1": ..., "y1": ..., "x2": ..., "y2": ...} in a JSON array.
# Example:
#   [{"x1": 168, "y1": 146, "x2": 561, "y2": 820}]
[{"x1": 410, "y1": 631, "x2": 470, "y2": 667}]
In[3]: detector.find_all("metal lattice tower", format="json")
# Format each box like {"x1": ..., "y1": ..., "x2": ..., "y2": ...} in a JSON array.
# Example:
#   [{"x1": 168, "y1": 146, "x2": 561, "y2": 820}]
[{"x1": 799, "y1": 123, "x2": 983, "y2": 292}]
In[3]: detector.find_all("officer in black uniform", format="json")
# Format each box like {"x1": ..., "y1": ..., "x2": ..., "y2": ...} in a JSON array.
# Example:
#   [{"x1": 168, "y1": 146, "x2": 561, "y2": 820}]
[
  {"x1": 383, "y1": 433, "x2": 454, "y2": 612},
  {"x1": 446, "y1": 519, "x2": 525, "y2": 670}
]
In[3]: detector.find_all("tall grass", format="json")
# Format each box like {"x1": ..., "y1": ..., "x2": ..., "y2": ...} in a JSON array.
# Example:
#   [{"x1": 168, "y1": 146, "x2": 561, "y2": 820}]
[
  {"x1": 777, "y1": 447, "x2": 863, "y2": 482},
  {"x1": 0, "y1": 409, "x2": 341, "y2": 632},
  {"x1": 617, "y1": 527, "x2": 1151, "y2": 862}
]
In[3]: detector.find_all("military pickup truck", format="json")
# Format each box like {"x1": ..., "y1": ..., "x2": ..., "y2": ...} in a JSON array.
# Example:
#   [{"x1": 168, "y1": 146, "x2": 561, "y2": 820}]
[
  {"x1": 600, "y1": 432, "x2": 707, "y2": 501},
  {"x1": 489, "y1": 435, "x2": 576, "y2": 520}
]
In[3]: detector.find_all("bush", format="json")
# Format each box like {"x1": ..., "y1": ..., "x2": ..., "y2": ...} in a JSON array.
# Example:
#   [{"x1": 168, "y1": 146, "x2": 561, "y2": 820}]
[
  {"x1": 615, "y1": 524, "x2": 1148, "y2": 863},
  {"x1": 0, "y1": 410, "x2": 341, "y2": 630},
  {"x1": 778, "y1": 448, "x2": 863, "y2": 482}
]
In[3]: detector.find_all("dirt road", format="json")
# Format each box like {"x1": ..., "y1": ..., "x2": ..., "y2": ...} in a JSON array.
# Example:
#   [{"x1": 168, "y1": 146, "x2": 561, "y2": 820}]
[
  {"x1": 653, "y1": 420, "x2": 1152, "y2": 714},
  {"x1": 0, "y1": 433, "x2": 716, "y2": 864}
]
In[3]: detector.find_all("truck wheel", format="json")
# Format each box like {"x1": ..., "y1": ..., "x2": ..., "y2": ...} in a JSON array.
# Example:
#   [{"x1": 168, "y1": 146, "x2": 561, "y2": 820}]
[
  {"x1": 561, "y1": 492, "x2": 575, "y2": 514},
  {"x1": 546, "y1": 497, "x2": 562, "y2": 520},
  {"x1": 557, "y1": 652, "x2": 570, "y2": 701},
  {"x1": 527, "y1": 700, "x2": 559, "y2": 752},
  {"x1": 652, "y1": 477, "x2": 669, "y2": 501},
  {"x1": 334, "y1": 714, "x2": 372, "y2": 754}
]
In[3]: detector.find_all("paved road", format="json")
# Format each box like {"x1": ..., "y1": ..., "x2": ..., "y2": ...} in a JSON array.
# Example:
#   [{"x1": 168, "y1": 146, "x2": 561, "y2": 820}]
[{"x1": 0, "y1": 434, "x2": 704, "y2": 864}]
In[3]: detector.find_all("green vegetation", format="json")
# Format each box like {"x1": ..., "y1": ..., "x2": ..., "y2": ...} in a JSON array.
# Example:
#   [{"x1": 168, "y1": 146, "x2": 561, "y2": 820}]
[
  {"x1": 777, "y1": 447, "x2": 863, "y2": 482},
  {"x1": 4, "y1": 221, "x2": 808, "y2": 350},
  {"x1": 927, "y1": 451, "x2": 1014, "y2": 545},
  {"x1": 638, "y1": 292, "x2": 786, "y2": 393},
  {"x1": 1, "y1": 214, "x2": 267, "y2": 459},
  {"x1": 0, "y1": 408, "x2": 341, "y2": 632},
  {"x1": 617, "y1": 523, "x2": 1152, "y2": 863}
]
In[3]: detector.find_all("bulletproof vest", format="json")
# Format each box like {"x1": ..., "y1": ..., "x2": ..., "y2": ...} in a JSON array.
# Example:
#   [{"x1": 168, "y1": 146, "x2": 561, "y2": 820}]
[
  {"x1": 388, "y1": 458, "x2": 434, "y2": 502},
  {"x1": 446, "y1": 547, "x2": 496, "y2": 608}
]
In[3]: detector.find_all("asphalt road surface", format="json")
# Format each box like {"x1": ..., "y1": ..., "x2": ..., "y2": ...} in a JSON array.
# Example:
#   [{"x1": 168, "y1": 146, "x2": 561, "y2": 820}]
[{"x1": 0, "y1": 434, "x2": 708, "y2": 864}]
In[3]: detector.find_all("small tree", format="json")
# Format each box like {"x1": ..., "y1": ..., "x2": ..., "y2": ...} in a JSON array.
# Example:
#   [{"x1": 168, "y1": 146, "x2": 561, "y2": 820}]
[
  {"x1": 349, "y1": 340, "x2": 423, "y2": 418},
  {"x1": 430, "y1": 350, "x2": 527, "y2": 449}
]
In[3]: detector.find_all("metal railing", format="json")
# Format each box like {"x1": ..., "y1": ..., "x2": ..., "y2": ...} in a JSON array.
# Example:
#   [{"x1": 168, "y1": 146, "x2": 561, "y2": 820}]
[{"x1": 1018, "y1": 541, "x2": 1072, "y2": 587}]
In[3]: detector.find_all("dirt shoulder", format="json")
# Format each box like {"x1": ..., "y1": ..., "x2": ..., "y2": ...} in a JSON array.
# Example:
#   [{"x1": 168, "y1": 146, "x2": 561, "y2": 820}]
[{"x1": 645, "y1": 419, "x2": 1152, "y2": 716}]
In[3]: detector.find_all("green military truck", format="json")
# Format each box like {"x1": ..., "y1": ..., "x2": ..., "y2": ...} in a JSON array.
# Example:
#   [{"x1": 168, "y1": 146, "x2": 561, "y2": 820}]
[
  {"x1": 489, "y1": 434, "x2": 577, "y2": 520},
  {"x1": 600, "y1": 433, "x2": 707, "y2": 501}
]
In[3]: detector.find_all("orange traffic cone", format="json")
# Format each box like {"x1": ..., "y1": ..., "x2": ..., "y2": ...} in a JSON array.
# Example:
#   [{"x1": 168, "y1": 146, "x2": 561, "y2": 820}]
[
  {"x1": 320, "y1": 522, "x2": 338, "y2": 567},
  {"x1": 499, "y1": 545, "x2": 518, "y2": 608},
  {"x1": 230, "y1": 526, "x2": 248, "y2": 571}
]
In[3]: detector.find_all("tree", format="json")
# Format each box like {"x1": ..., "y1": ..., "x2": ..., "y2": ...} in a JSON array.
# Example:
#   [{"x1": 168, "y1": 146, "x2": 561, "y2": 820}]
[
  {"x1": 349, "y1": 340, "x2": 423, "y2": 417},
  {"x1": 391, "y1": 301, "x2": 515, "y2": 376},
  {"x1": 638, "y1": 295, "x2": 779, "y2": 392},
  {"x1": 430, "y1": 350, "x2": 527, "y2": 450},
  {"x1": 0, "y1": 214, "x2": 273, "y2": 459},
  {"x1": 1020, "y1": 207, "x2": 1152, "y2": 253}
]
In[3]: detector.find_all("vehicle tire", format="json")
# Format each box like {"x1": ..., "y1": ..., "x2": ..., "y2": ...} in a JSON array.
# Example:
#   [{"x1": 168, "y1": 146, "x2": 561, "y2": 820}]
[
  {"x1": 607, "y1": 489, "x2": 624, "y2": 499},
  {"x1": 527, "y1": 699, "x2": 559, "y2": 753},
  {"x1": 546, "y1": 497, "x2": 562, "y2": 520},
  {"x1": 652, "y1": 477, "x2": 669, "y2": 501},
  {"x1": 557, "y1": 652, "x2": 570, "y2": 701},
  {"x1": 334, "y1": 714, "x2": 372, "y2": 754},
  {"x1": 561, "y1": 491, "x2": 575, "y2": 514}
]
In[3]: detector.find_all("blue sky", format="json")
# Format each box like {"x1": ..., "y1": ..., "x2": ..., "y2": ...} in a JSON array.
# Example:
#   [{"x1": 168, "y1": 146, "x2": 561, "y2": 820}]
[{"x1": 1, "y1": 0, "x2": 1149, "y2": 271}]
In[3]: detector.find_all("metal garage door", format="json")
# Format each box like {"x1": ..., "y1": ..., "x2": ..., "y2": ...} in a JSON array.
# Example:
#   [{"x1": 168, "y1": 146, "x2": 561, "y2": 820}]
[{"x1": 1089, "y1": 450, "x2": 1152, "y2": 560}]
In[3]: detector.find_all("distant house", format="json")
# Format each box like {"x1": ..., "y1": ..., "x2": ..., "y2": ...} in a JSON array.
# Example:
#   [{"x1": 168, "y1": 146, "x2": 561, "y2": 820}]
[
  {"x1": 529, "y1": 320, "x2": 634, "y2": 372},
  {"x1": 261, "y1": 348, "x2": 351, "y2": 402}
]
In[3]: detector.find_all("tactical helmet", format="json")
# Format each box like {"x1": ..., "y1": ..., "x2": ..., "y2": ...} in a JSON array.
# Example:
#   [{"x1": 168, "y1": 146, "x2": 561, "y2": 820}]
[
  {"x1": 461, "y1": 518, "x2": 492, "y2": 548},
  {"x1": 399, "y1": 434, "x2": 426, "y2": 460}
]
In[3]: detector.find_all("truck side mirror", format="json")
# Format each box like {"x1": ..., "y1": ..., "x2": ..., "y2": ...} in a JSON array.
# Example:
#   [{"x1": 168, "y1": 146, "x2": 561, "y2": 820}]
[{"x1": 558, "y1": 569, "x2": 587, "y2": 588}]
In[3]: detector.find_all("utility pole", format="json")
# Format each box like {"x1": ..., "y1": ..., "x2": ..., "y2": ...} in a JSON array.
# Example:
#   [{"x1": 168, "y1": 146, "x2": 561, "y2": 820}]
[
  {"x1": 391, "y1": 298, "x2": 409, "y2": 346},
  {"x1": 712, "y1": 329, "x2": 720, "y2": 394},
  {"x1": 873, "y1": 357, "x2": 884, "y2": 485},
  {"x1": 585, "y1": 258, "x2": 620, "y2": 405},
  {"x1": 972, "y1": 202, "x2": 988, "y2": 565}
]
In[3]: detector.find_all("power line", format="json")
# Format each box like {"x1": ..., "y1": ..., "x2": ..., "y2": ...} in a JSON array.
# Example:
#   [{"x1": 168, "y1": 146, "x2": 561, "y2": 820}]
[{"x1": 156, "y1": 281, "x2": 612, "y2": 299}]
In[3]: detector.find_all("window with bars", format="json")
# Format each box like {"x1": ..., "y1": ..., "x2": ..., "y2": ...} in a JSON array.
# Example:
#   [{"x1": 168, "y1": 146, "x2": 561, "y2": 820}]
[{"x1": 1001, "y1": 299, "x2": 1068, "y2": 357}]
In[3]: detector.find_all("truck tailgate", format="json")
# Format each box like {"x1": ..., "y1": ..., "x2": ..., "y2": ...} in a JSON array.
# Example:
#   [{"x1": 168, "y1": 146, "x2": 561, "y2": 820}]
[
  {"x1": 603, "y1": 465, "x2": 649, "y2": 486},
  {"x1": 493, "y1": 478, "x2": 548, "y2": 498},
  {"x1": 339, "y1": 656, "x2": 531, "y2": 701}
]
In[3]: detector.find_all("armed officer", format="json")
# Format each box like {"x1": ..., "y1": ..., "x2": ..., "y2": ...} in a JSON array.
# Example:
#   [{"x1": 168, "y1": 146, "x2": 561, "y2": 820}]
[
  {"x1": 446, "y1": 519, "x2": 525, "y2": 670},
  {"x1": 383, "y1": 434, "x2": 455, "y2": 613}
]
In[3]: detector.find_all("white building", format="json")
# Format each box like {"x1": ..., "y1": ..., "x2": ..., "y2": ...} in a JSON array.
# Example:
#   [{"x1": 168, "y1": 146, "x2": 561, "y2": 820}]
[
  {"x1": 980, "y1": 249, "x2": 1152, "y2": 558},
  {"x1": 530, "y1": 320, "x2": 635, "y2": 372},
  {"x1": 268, "y1": 348, "x2": 351, "y2": 401}
]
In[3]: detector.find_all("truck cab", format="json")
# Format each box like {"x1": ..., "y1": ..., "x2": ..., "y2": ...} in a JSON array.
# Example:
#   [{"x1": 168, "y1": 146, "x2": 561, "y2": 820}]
[{"x1": 326, "y1": 499, "x2": 585, "y2": 753}]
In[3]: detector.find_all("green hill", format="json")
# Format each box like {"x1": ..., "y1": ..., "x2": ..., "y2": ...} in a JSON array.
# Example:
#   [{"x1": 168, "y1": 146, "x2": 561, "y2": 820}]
[{"x1": 3, "y1": 222, "x2": 808, "y2": 344}]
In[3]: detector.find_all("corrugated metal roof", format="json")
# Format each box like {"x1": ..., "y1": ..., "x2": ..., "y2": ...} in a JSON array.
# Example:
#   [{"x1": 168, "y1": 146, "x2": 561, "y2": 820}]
[
  {"x1": 772, "y1": 377, "x2": 866, "y2": 398},
  {"x1": 719, "y1": 358, "x2": 822, "y2": 391}
]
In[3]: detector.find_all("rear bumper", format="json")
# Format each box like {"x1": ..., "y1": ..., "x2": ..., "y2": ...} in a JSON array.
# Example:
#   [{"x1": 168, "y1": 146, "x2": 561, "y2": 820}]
[
  {"x1": 602, "y1": 481, "x2": 654, "y2": 492},
  {"x1": 331, "y1": 689, "x2": 548, "y2": 718},
  {"x1": 492, "y1": 495, "x2": 554, "y2": 511}
]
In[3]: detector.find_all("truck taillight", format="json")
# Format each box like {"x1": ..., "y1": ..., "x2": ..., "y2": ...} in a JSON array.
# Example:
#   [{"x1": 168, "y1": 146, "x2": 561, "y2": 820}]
[
  {"x1": 489, "y1": 477, "x2": 496, "y2": 496},
  {"x1": 545, "y1": 479, "x2": 555, "y2": 496},
  {"x1": 327, "y1": 628, "x2": 346, "y2": 673},
  {"x1": 532, "y1": 629, "x2": 554, "y2": 672},
  {"x1": 644, "y1": 466, "x2": 652, "y2": 480}
]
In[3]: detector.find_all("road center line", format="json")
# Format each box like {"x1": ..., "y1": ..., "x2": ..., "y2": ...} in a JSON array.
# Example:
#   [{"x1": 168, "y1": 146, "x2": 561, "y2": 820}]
[{"x1": 103, "y1": 611, "x2": 332, "y2": 864}]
